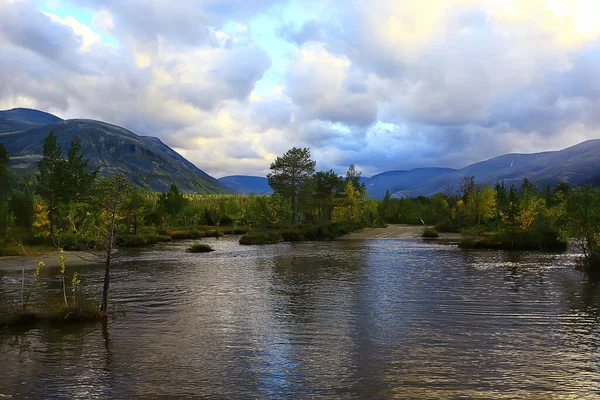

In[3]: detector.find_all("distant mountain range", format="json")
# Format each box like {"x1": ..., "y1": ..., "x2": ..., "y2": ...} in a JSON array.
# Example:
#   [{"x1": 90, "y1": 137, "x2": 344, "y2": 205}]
[
  {"x1": 394, "y1": 139, "x2": 600, "y2": 197},
  {"x1": 217, "y1": 175, "x2": 273, "y2": 195},
  {"x1": 2, "y1": 108, "x2": 599, "y2": 198},
  {"x1": 218, "y1": 141, "x2": 600, "y2": 199},
  {"x1": 216, "y1": 168, "x2": 456, "y2": 199},
  {"x1": 0, "y1": 108, "x2": 227, "y2": 194}
]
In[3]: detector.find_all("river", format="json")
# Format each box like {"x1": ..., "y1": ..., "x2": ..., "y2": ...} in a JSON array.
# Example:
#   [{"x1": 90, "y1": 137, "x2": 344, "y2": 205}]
[{"x1": 1, "y1": 236, "x2": 600, "y2": 398}]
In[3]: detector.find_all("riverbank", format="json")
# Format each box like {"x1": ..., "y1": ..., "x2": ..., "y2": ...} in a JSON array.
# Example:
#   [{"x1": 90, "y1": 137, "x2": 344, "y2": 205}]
[
  {"x1": 0, "y1": 251, "x2": 100, "y2": 271},
  {"x1": 339, "y1": 224, "x2": 463, "y2": 240}
]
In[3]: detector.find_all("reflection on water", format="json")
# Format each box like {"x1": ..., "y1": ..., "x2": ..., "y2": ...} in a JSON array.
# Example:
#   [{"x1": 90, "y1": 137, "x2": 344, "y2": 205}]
[{"x1": 1, "y1": 236, "x2": 600, "y2": 398}]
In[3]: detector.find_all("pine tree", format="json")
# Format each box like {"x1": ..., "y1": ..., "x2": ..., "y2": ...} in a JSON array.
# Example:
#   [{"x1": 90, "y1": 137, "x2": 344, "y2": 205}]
[
  {"x1": 345, "y1": 164, "x2": 367, "y2": 194},
  {"x1": 65, "y1": 136, "x2": 97, "y2": 203},
  {"x1": 267, "y1": 147, "x2": 316, "y2": 226},
  {"x1": 37, "y1": 131, "x2": 65, "y2": 238},
  {"x1": 0, "y1": 143, "x2": 9, "y2": 197}
]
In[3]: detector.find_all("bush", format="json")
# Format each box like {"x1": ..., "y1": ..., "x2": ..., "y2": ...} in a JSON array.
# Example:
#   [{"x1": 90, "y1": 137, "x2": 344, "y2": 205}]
[
  {"x1": 204, "y1": 230, "x2": 224, "y2": 238},
  {"x1": 239, "y1": 231, "x2": 283, "y2": 245},
  {"x1": 458, "y1": 230, "x2": 567, "y2": 251},
  {"x1": 187, "y1": 243, "x2": 215, "y2": 253},
  {"x1": 117, "y1": 233, "x2": 172, "y2": 247},
  {"x1": 299, "y1": 221, "x2": 363, "y2": 241},
  {"x1": 50, "y1": 304, "x2": 107, "y2": 325},
  {"x1": 280, "y1": 229, "x2": 305, "y2": 242},
  {"x1": 0, "y1": 304, "x2": 106, "y2": 328},
  {"x1": 422, "y1": 228, "x2": 439, "y2": 238}
]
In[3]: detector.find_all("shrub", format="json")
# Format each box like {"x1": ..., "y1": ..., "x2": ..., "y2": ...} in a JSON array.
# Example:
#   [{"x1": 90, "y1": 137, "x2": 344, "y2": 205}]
[
  {"x1": 280, "y1": 229, "x2": 305, "y2": 242},
  {"x1": 187, "y1": 243, "x2": 215, "y2": 253},
  {"x1": 204, "y1": 230, "x2": 224, "y2": 238},
  {"x1": 117, "y1": 233, "x2": 172, "y2": 247},
  {"x1": 422, "y1": 228, "x2": 439, "y2": 238},
  {"x1": 239, "y1": 231, "x2": 283, "y2": 245},
  {"x1": 458, "y1": 230, "x2": 567, "y2": 251}
]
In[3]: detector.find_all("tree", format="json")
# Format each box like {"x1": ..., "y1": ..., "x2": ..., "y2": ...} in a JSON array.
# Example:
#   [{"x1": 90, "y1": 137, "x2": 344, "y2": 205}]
[
  {"x1": 158, "y1": 184, "x2": 187, "y2": 216},
  {"x1": 37, "y1": 131, "x2": 65, "y2": 238},
  {"x1": 460, "y1": 176, "x2": 475, "y2": 202},
  {"x1": 501, "y1": 184, "x2": 521, "y2": 235},
  {"x1": 123, "y1": 188, "x2": 150, "y2": 235},
  {"x1": 64, "y1": 136, "x2": 97, "y2": 203},
  {"x1": 466, "y1": 183, "x2": 496, "y2": 226},
  {"x1": 345, "y1": 164, "x2": 366, "y2": 194},
  {"x1": 0, "y1": 143, "x2": 9, "y2": 197},
  {"x1": 565, "y1": 186, "x2": 600, "y2": 263},
  {"x1": 267, "y1": 147, "x2": 316, "y2": 226},
  {"x1": 313, "y1": 170, "x2": 344, "y2": 222},
  {"x1": 95, "y1": 173, "x2": 131, "y2": 313},
  {"x1": 0, "y1": 144, "x2": 10, "y2": 231}
]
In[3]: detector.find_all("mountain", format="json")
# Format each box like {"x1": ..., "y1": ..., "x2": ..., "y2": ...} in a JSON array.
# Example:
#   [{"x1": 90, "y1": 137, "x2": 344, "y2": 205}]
[
  {"x1": 364, "y1": 168, "x2": 456, "y2": 199},
  {"x1": 0, "y1": 108, "x2": 63, "y2": 132},
  {"x1": 394, "y1": 140, "x2": 600, "y2": 197},
  {"x1": 0, "y1": 109, "x2": 227, "y2": 194},
  {"x1": 218, "y1": 175, "x2": 273, "y2": 195},
  {"x1": 218, "y1": 168, "x2": 455, "y2": 199}
]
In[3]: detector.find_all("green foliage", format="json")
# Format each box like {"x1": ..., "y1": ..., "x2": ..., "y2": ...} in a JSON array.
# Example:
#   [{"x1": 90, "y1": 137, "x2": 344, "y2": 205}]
[
  {"x1": 37, "y1": 131, "x2": 65, "y2": 236},
  {"x1": 64, "y1": 136, "x2": 97, "y2": 203},
  {"x1": 187, "y1": 243, "x2": 214, "y2": 253},
  {"x1": 345, "y1": 164, "x2": 367, "y2": 193},
  {"x1": 564, "y1": 186, "x2": 600, "y2": 264},
  {"x1": 267, "y1": 147, "x2": 316, "y2": 226},
  {"x1": 0, "y1": 142, "x2": 9, "y2": 198},
  {"x1": 422, "y1": 228, "x2": 439, "y2": 238},
  {"x1": 458, "y1": 231, "x2": 567, "y2": 251},
  {"x1": 239, "y1": 231, "x2": 284, "y2": 245}
]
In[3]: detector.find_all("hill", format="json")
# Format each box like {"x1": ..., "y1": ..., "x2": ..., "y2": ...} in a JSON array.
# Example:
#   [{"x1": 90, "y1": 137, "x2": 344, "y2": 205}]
[
  {"x1": 364, "y1": 168, "x2": 456, "y2": 198},
  {"x1": 0, "y1": 108, "x2": 63, "y2": 132},
  {"x1": 0, "y1": 110, "x2": 227, "y2": 194},
  {"x1": 218, "y1": 175, "x2": 273, "y2": 195},
  {"x1": 395, "y1": 140, "x2": 600, "y2": 197}
]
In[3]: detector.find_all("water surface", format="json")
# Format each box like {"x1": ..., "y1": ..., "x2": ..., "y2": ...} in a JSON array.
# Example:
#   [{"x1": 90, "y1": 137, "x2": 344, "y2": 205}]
[{"x1": 1, "y1": 236, "x2": 600, "y2": 398}]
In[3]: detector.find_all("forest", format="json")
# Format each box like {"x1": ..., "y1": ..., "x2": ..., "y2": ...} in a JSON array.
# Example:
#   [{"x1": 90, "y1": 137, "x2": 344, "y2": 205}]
[{"x1": 1, "y1": 133, "x2": 600, "y2": 262}]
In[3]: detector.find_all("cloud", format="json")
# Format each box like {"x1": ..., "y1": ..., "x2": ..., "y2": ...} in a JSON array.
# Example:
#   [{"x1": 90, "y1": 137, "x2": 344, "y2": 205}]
[{"x1": 3, "y1": 0, "x2": 600, "y2": 179}]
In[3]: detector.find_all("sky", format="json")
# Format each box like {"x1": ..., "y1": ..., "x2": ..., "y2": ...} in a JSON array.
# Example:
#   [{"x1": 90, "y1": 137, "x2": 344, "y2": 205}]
[{"x1": 1, "y1": 0, "x2": 600, "y2": 178}]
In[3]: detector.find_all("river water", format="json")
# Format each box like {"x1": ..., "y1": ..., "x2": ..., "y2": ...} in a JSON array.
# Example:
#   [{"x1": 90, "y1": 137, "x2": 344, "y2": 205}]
[{"x1": 1, "y1": 236, "x2": 600, "y2": 399}]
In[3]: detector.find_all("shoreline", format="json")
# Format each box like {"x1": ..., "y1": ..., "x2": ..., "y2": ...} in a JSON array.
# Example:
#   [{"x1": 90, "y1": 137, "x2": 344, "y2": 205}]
[
  {"x1": 0, "y1": 251, "x2": 101, "y2": 271},
  {"x1": 339, "y1": 224, "x2": 463, "y2": 240},
  {"x1": 1, "y1": 225, "x2": 462, "y2": 270}
]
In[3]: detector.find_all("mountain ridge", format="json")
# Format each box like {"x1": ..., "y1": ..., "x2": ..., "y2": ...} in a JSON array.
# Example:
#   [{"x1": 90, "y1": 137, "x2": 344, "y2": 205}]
[{"x1": 0, "y1": 109, "x2": 227, "y2": 194}]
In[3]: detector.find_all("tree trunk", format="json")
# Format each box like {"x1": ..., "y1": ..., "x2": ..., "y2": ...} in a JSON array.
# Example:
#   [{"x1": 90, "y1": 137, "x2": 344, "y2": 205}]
[
  {"x1": 101, "y1": 247, "x2": 111, "y2": 312},
  {"x1": 101, "y1": 198, "x2": 118, "y2": 313}
]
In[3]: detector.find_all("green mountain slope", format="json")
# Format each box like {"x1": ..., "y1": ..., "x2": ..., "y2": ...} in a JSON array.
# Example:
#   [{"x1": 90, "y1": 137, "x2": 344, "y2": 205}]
[{"x1": 0, "y1": 110, "x2": 227, "y2": 194}]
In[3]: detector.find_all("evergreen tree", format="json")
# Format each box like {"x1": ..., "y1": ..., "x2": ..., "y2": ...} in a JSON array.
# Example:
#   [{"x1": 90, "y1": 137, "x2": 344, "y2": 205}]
[
  {"x1": 501, "y1": 184, "x2": 521, "y2": 235},
  {"x1": 0, "y1": 143, "x2": 9, "y2": 197},
  {"x1": 313, "y1": 170, "x2": 344, "y2": 222},
  {"x1": 65, "y1": 136, "x2": 97, "y2": 203},
  {"x1": 345, "y1": 164, "x2": 367, "y2": 194},
  {"x1": 0, "y1": 143, "x2": 9, "y2": 231},
  {"x1": 267, "y1": 147, "x2": 316, "y2": 226},
  {"x1": 37, "y1": 131, "x2": 65, "y2": 238}
]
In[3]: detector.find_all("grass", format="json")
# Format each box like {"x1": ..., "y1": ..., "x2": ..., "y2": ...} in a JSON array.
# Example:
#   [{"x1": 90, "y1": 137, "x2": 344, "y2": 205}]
[
  {"x1": 0, "y1": 303, "x2": 106, "y2": 328},
  {"x1": 239, "y1": 231, "x2": 283, "y2": 245},
  {"x1": 117, "y1": 233, "x2": 172, "y2": 247},
  {"x1": 239, "y1": 221, "x2": 367, "y2": 245},
  {"x1": 0, "y1": 243, "x2": 58, "y2": 257},
  {"x1": 187, "y1": 243, "x2": 215, "y2": 253},
  {"x1": 458, "y1": 230, "x2": 568, "y2": 251},
  {"x1": 422, "y1": 228, "x2": 439, "y2": 238}
]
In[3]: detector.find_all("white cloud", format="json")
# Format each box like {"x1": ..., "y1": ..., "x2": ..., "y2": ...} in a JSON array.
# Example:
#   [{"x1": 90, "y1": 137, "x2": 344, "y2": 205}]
[{"x1": 2, "y1": 0, "x2": 600, "y2": 178}]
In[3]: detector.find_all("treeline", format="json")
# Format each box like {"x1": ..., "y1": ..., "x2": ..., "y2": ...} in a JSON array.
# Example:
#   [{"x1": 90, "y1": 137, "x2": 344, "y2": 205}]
[
  {"x1": 1, "y1": 134, "x2": 599, "y2": 265},
  {"x1": 380, "y1": 176, "x2": 600, "y2": 263},
  {"x1": 0, "y1": 138, "x2": 382, "y2": 254}
]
